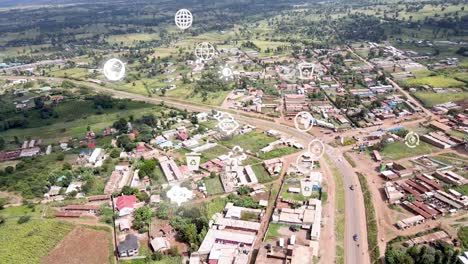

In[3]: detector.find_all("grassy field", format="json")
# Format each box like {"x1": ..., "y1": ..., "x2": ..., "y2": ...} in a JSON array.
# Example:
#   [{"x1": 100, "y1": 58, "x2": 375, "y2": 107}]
[
  {"x1": 200, "y1": 145, "x2": 229, "y2": 163},
  {"x1": 357, "y1": 173, "x2": 380, "y2": 264},
  {"x1": 251, "y1": 164, "x2": 274, "y2": 183},
  {"x1": 203, "y1": 197, "x2": 228, "y2": 219},
  {"x1": 380, "y1": 141, "x2": 439, "y2": 160},
  {"x1": 325, "y1": 155, "x2": 345, "y2": 264},
  {"x1": 281, "y1": 182, "x2": 318, "y2": 201},
  {"x1": 0, "y1": 217, "x2": 74, "y2": 264},
  {"x1": 0, "y1": 101, "x2": 161, "y2": 144},
  {"x1": 219, "y1": 131, "x2": 276, "y2": 154},
  {"x1": 203, "y1": 175, "x2": 224, "y2": 195},
  {"x1": 413, "y1": 91, "x2": 468, "y2": 108},
  {"x1": 404, "y1": 76, "x2": 464, "y2": 88},
  {"x1": 258, "y1": 147, "x2": 299, "y2": 160},
  {"x1": 165, "y1": 86, "x2": 230, "y2": 106},
  {"x1": 265, "y1": 223, "x2": 287, "y2": 241}
]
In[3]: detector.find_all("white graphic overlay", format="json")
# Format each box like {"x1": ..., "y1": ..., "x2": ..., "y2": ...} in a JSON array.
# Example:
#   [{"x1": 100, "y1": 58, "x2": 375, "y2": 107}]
[
  {"x1": 298, "y1": 62, "x2": 315, "y2": 80},
  {"x1": 103, "y1": 58, "x2": 125, "y2": 81},
  {"x1": 186, "y1": 152, "x2": 201, "y2": 171},
  {"x1": 167, "y1": 185, "x2": 193, "y2": 206},
  {"x1": 219, "y1": 64, "x2": 234, "y2": 81},
  {"x1": 294, "y1": 111, "x2": 315, "y2": 132},
  {"x1": 214, "y1": 111, "x2": 239, "y2": 135},
  {"x1": 195, "y1": 42, "x2": 216, "y2": 61},
  {"x1": 404, "y1": 131, "x2": 420, "y2": 148},
  {"x1": 175, "y1": 9, "x2": 193, "y2": 30},
  {"x1": 227, "y1": 145, "x2": 247, "y2": 168},
  {"x1": 308, "y1": 139, "x2": 325, "y2": 161}
]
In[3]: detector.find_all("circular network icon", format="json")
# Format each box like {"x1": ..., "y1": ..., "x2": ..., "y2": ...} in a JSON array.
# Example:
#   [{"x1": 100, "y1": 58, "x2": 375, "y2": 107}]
[
  {"x1": 405, "y1": 131, "x2": 420, "y2": 148},
  {"x1": 219, "y1": 65, "x2": 234, "y2": 81},
  {"x1": 308, "y1": 139, "x2": 325, "y2": 160},
  {"x1": 195, "y1": 42, "x2": 216, "y2": 61},
  {"x1": 175, "y1": 9, "x2": 193, "y2": 30},
  {"x1": 103, "y1": 58, "x2": 125, "y2": 81},
  {"x1": 294, "y1": 111, "x2": 315, "y2": 132}
]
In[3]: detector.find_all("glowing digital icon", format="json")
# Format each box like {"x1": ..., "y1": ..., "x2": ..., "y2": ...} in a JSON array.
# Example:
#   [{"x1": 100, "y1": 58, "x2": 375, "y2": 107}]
[
  {"x1": 185, "y1": 152, "x2": 201, "y2": 171},
  {"x1": 195, "y1": 42, "x2": 216, "y2": 61},
  {"x1": 103, "y1": 58, "x2": 125, "y2": 81},
  {"x1": 227, "y1": 146, "x2": 247, "y2": 166},
  {"x1": 294, "y1": 111, "x2": 315, "y2": 132},
  {"x1": 167, "y1": 185, "x2": 193, "y2": 206},
  {"x1": 308, "y1": 139, "x2": 325, "y2": 160},
  {"x1": 405, "y1": 131, "x2": 420, "y2": 148},
  {"x1": 219, "y1": 64, "x2": 234, "y2": 81},
  {"x1": 175, "y1": 9, "x2": 193, "y2": 30},
  {"x1": 298, "y1": 62, "x2": 315, "y2": 80},
  {"x1": 214, "y1": 111, "x2": 239, "y2": 135}
]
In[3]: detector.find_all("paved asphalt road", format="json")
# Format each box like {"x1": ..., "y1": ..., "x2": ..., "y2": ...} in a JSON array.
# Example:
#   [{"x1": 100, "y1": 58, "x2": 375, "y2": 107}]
[{"x1": 1, "y1": 76, "x2": 370, "y2": 264}]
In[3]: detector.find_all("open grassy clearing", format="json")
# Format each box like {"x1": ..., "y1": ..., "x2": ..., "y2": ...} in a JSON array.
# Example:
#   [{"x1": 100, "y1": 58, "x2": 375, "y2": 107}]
[
  {"x1": 258, "y1": 147, "x2": 299, "y2": 160},
  {"x1": 412, "y1": 91, "x2": 468, "y2": 108},
  {"x1": 380, "y1": 141, "x2": 439, "y2": 161},
  {"x1": 251, "y1": 163, "x2": 274, "y2": 183},
  {"x1": 0, "y1": 103, "x2": 161, "y2": 144},
  {"x1": 265, "y1": 223, "x2": 288, "y2": 241},
  {"x1": 165, "y1": 86, "x2": 231, "y2": 106},
  {"x1": 404, "y1": 76, "x2": 464, "y2": 88},
  {"x1": 219, "y1": 131, "x2": 276, "y2": 154},
  {"x1": 203, "y1": 175, "x2": 224, "y2": 195}
]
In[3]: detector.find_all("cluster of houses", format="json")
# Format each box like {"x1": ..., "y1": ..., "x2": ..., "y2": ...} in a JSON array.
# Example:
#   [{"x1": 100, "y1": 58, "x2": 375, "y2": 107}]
[
  {"x1": 190, "y1": 202, "x2": 265, "y2": 264},
  {"x1": 380, "y1": 155, "x2": 468, "y2": 229}
]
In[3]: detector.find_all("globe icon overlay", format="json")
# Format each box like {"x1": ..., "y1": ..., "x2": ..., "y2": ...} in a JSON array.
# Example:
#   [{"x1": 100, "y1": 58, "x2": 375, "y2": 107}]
[{"x1": 175, "y1": 9, "x2": 193, "y2": 30}]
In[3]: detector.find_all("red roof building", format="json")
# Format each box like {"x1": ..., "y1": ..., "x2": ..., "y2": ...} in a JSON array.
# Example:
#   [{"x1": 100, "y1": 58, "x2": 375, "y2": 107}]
[
  {"x1": 178, "y1": 131, "x2": 189, "y2": 141},
  {"x1": 116, "y1": 195, "x2": 137, "y2": 211}
]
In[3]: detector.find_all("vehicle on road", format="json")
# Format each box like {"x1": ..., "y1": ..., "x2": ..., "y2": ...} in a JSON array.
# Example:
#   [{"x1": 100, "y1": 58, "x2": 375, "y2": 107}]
[
  {"x1": 350, "y1": 185, "x2": 354, "y2": 191},
  {"x1": 353, "y1": 234, "x2": 358, "y2": 241}
]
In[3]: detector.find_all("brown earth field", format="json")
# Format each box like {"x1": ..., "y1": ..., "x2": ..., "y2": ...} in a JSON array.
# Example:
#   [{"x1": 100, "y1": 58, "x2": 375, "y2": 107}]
[{"x1": 41, "y1": 226, "x2": 112, "y2": 264}]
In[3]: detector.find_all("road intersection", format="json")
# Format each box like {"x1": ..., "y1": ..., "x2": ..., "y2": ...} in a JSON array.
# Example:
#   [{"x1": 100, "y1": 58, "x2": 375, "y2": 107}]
[{"x1": 1, "y1": 75, "x2": 370, "y2": 264}]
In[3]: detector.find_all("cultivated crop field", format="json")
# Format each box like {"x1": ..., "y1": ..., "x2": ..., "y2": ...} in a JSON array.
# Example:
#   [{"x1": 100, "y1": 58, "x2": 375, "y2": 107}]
[{"x1": 0, "y1": 219, "x2": 74, "y2": 264}]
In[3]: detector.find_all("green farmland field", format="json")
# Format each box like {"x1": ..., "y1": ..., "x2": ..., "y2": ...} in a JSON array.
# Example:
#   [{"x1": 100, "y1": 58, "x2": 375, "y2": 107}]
[
  {"x1": 0, "y1": 219, "x2": 74, "y2": 264},
  {"x1": 413, "y1": 91, "x2": 468, "y2": 108}
]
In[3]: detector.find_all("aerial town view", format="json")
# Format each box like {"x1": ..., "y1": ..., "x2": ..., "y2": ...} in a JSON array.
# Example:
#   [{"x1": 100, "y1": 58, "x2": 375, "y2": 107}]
[{"x1": 0, "y1": 0, "x2": 467, "y2": 264}]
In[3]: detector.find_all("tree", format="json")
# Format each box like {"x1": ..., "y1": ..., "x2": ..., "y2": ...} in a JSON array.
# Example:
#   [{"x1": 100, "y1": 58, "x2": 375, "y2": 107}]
[
  {"x1": 121, "y1": 186, "x2": 139, "y2": 195},
  {"x1": 93, "y1": 94, "x2": 114, "y2": 109},
  {"x1": 110, "y1": 149, "x2": 120, "y2": 158},
  {"x1": 117, "y1": 135, "x2": 134, "y2": 152},
  {"x1": 133, "y1": 206, "x2": 153, "y2": 231},
  {"x1": 0, "y1": 137, "x2": 5, "y2": 150},
  {"x1": 183, "y1": 223, "x2": 198, "y2": 249},
  {"x1": 113, "y1": 118, "x2": 128, "y2": 132},
  {"x1": 0, "y1": 197, "x2": 7, "y2": 209},
  {"x1": 156, "y1": 202, "x2": 170, "y2": 220},
  {"x1": 17, "y1": 215, "x2": 31, "y2": 224},
  {"x1": 237, "y1": 186, "x2": 253, "y2": 195},
  {"x1": 138, "y1": 159, "x2": 156, "y2": 177}
]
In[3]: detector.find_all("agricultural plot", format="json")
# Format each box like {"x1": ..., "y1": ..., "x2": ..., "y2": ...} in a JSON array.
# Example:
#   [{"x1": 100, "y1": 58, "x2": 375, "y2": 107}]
[
  {"x1": 412, "y1": 91, "x2": 468, "y2": 108},
  {"x1": 219, "y1": 131, "x2": 276, "y2": 154},
  {"x1": 0, "y1": 219, "x2": 74, "y2": 264},
  {"x1": 41, "y1": 226, "x2": 113, "y2": 264},
  {"x1": 379, "y1": 141, "x2": 439, "y2": 160}
]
